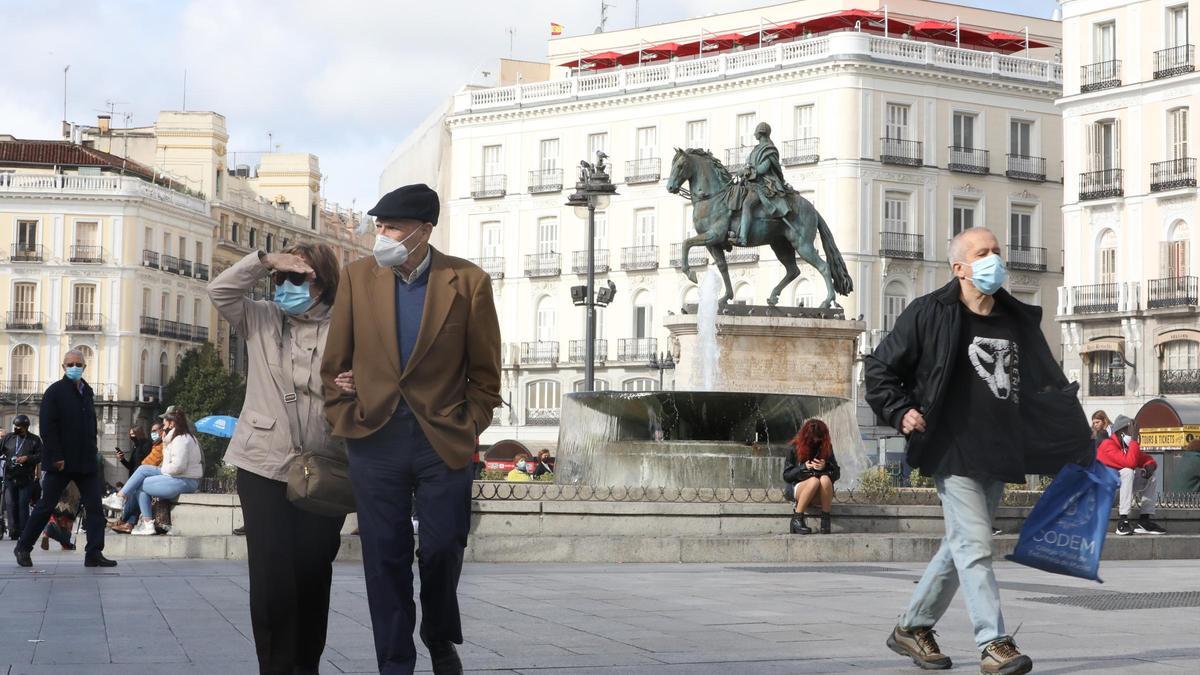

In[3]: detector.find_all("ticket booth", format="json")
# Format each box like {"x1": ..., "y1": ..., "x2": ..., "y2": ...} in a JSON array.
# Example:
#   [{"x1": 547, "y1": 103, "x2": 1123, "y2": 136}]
[{"x1": 1133, "y1": 398, "x2": 1200, "y2": 494}]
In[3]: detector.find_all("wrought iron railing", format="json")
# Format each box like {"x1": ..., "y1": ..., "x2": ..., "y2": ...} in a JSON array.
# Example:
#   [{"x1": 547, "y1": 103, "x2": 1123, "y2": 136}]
[
  {"x1": 1150, "y1": 158, "x2": 1197, "y2": 192},
  {"x1": 1089, "y1": 370, "x2": 1125, "y2": 397},
  {"x1": 621, "y1": 246, "x2": 659, "y2": 271},
  {"x1": 1072, "y1": 282, "x2": 1121, "y2": 313},
  {"x1": 618, "y1": 337, "x2": 657, "y2": 362},
  {"x1": 569, "y1": 339, "x2": 609, "y2": 363},
  {"x1": 10, "y1": 243, "x2": 44, "y2": 263},
  {"x1": 0, "y1": 381, "x2": 46, "y2": 405},
  {"x1": 470, "y1": 174, "x2": 507, "y2": 199},
  {"x1": 669, "y1": 243, "x2": 708, "y2": 268},
  {"x1": 1006, "y1": 154, "x2": 1046, "y2": 182},
  {"x1": 69, "y1": 245, "x2": 104, "y2": 263},
  {"x1": 571, "y1": 250, "x2": 610, "y2": 274},
  {"x1": 947, "y1": 146, "x2": 989, "y2": 174},
  {"x1": 160, "y1": 319, "x2": 185, "y2": 340},
  {"x1": 179, "y1": 257, "x2": 194, "y2": 277},
  {"x1": 781, "y1": 138, "x2": 819, "y2": 166},
  {"x1": 880, "y1": 138, "x2": 922, "y2": 166},
  {"x1": 194, "y1": 263, "x2": 210, "y2": 281},
  {"x1": 473, "y1": 257, "x2": 506, "y2": 278},
  {"x1": 142, "y1": 249, "x2": 160, "y2": 269},
  {"x1": 162, "y1": 254, "x2": 187, "y2": 275},
  {"x1": 1079, "y1": 169, "x2": 1123, "y2": 201},
  {"x1": 528, "y1": 169, "x2": 563, "y2": 194},
  {"x1": 192, "y1": 325, "x2": 209, "y2": 342},
  {"x1": 879, "y1": 231, "x2": 923, "y2": 260},
  {"x1": 1160, "y1": 369, "x2": 1200, "y2": 395},
  {"x1": 65, "y1": 313, "x2": 103, "y2": 332},
  {"x1": 625, "y1": 158, "x2": 660, "y2": 184},
  {"x1": 1008, "y1": 245, "x2": 1046, "y2": 272},
  {"x1": 1147, "y1": 276, "x2": 1199, "y2": 309},
  {"x1": 523, "y1": 253, "x2": 561, "y2": 278},
  {"x1": 1153, "y1": 45, "x2": 1194, "y2": 79},
  {"x1": 1080, "y1": 59, "x2": 1121, "y2": 92},
  {"x1": 726, "y1": 250, "x2": 760, "y2": 264},
  {"x1": 5, "y1": 311, "x2": 44, "y2": 330},
  {"x1": 520, "y1": 341, "x2": 559, "y2": 365},
  {"x1": 140, "y1": 316, "x2": 160, "y2": 335},
  {"x1": 724, "y1": 146, "x2": 752, "y2": 172},
  {"x1": 525, "y1": 407, "x2": 562, "y2": 426}
]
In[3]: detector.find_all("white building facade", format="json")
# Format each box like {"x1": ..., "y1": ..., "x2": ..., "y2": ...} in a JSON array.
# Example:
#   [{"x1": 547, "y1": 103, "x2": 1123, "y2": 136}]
[
  {"x1": 384, "y1": 0, "x2": 1066, "y2": 448},
  {"x1": 1057, "y1": 0, "x2": 1198, "y2": 418}
]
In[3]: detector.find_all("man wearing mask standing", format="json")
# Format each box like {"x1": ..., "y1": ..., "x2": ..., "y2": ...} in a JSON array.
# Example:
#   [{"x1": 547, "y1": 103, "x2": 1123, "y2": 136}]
[
  {"x1": 13, "y1": 350, "x2": 116, "y2": 567},
  {"x1": 2, "y1": 415, "x2": 42, "y2": 540},
  {"x1": 322, "y1": 183, "x2": 502, "y2": 674},
  {"x1": 866, "y1": 227, "x2": 1090, "y2": 675}
]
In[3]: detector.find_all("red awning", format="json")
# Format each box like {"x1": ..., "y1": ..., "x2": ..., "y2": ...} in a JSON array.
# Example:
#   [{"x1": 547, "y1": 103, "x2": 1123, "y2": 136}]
[
  {"x1": 985, "y1": 31, "x2": 1050, "y2": 52},
  {"x1": 737, "y1": 22, "x2": 805, "y2": 46},
  {"x1": 911, "y1": 20, "x2": 993, "y2": 47},
  {"x1": 559, "y1": 50, "x2": 625, "y2": 69},
  {"x1": 800, "y1": 9, "x2": 912, "y2": 36},
  {"x1": 617, "y1": 42, "x2": 684, "y2": 65}
]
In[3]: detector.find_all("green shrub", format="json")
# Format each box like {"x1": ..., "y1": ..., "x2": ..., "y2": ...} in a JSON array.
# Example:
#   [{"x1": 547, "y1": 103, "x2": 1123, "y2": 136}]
[
  {"x1": 857, "y1": 465, "x2": 898, "y2": 500},
  {"x1": 908, "y1": 469, "x2": 934, "y2": 489}
]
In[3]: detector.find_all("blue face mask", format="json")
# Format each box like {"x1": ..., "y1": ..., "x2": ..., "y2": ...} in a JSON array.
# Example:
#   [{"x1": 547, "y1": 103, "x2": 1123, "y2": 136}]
[
  {"x1": 150, "y1": 432, "x2": 161, "y2": 443},
  {"x1": 969, "y1": 254, "x2": 1007, "y2": 296},
  {"x1": 273, "y1": 280, "x2": 316, "y2": 315},
  {"x1": 65, "y1": 366, "x2": 85, "y2": 381}
]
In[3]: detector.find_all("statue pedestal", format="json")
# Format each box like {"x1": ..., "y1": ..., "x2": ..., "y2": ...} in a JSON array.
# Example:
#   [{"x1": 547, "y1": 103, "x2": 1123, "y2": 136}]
[{"x1": 664, "y1": 308, "x2": 866, "y2": 397}]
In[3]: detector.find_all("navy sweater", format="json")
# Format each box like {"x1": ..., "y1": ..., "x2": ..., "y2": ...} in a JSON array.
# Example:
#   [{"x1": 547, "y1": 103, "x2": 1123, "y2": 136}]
[{"x1": 395, "y1": 266, "x2": 430, "y2": 371}]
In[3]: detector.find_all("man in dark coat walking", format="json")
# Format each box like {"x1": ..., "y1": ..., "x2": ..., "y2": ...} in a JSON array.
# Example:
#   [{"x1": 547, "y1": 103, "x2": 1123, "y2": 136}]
[
  {"x1": 865, "y1": 227, "x2": 1090, "y2": 675},
  {"x1": 13, "y1": 349, "x2": 116, "y2": 568},
  {"x1": 2, "y1": 414, "x2": 42, "y2": 540}
]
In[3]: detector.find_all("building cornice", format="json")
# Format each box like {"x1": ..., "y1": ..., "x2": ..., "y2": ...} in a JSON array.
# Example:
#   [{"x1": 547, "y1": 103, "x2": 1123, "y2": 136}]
[{"x1": 1057, "y1": 76, "x2": 1200, "y2": 115}]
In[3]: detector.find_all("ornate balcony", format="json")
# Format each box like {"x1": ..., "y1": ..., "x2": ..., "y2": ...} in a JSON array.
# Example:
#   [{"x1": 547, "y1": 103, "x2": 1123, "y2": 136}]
[
  {"x1": 65, "y1": 313, "x2": 104, "y2": 332},
  {"x1": 1153, "y1": 45, "x2": 1194, "y2": 79},
  {"x1": 194, "y1": 263, "x2": 210, "y2": 281},
  {"x1": 1147, "y1": 276, "x2": 1199, "y2": 309},
  {"x1": 571, "y1": 250, "x2": 610, "y2": 274},
  {"x1": 782, "y1": 138, "x2": 819, "y2": 166},
  {"x1": 669, "y1": 243, "x2": 708, "y2": 268},
  {"x1": 0, "y1": 381, "x2": 46, "y2": 405},
  {"x1": 1079, "y1": 169, "x2": 1123, "y2": 201},
  {"x1": 139, "y1": 316, "x2": 160, "y2": 335},
  {"x1": 142, "y1": 249, "x2": 160, "y2": 269},
  {"x1": 1150, "y1": 158, "x2": 1197, "y2": 192},
  {"x1": 69, "y1": 245, "x2": 105, "y2": 263},
  {"x1": 948, "y1": 146, "x2": 989, "y2": 174},
  {"x1": 618, "y1": 338, "x2": 657, "y2": 363},
  {"x1": 473, "y1": 257, "x2": 506, "y2": 278},
  {"x1": 1080, "y1": 60, "x2": 1121, "y2": 93},
  {"x1": 1089, "y1": 370, "x2": 1125, "y2": 397},
  {"x1": 621, "y1": 246, "x2": 659, "y2": 271},
  {"x1": 1008, "y1": 245, "x2": 1046, "y2": 272},
  {"x1": 1072, "y1": 283, "x2": 1121, "y2": 314},
  {"x1": 162, "y1": 254, "x2": 187, "y2": 275},
  {"x1": 879, "y1": 231, "x2": 923, "y2": 260},
  {"x1": 569, "y1": 339, "x2": 609, "y2": 363},
  {"x1": 10, "y1": 243, "x2": 44, "y2": 263},
  {"x1": 1006, "y1": 154, "x2": 1046, "y2": 182},
  {"x1": 524, "y1": 253, "x2": 561, "y2": 278},
  {"x1": 160, "y1": 319, "x2": 185, "y2": 340},
  {"x1": 724, "y1": 146, "x2": 752, "y2": 173},
  {"x1": 1160, "y1": 369, "x2": 1200, "y2": 395},
  {"x1": 525, "y1": 407, "x2": 561, "y2": 426},
  {"x1": 528, "y1": 169, "x2": 563, "y2": 194},
  {"x1": 179, "y1": 257, "x2": 194, "y2": 277},
  {"x1": 726, "y1": 250, "x2": 760, "y2": 265},
  {"x1": 520, "y1": 341, "x2": 559, "y2": 366},
  {"x1": 880, "y1": 138, "x2": 922, "y2": 166},
  {"x1": 5, "y1": 311, "x2": 44, "y2": 331},
  {"x1": 470, "y1": 175, "x2": 507, "y2": 199},
  {"x1": 625, "y1": 158, "x2": 660, "y2": 184}
]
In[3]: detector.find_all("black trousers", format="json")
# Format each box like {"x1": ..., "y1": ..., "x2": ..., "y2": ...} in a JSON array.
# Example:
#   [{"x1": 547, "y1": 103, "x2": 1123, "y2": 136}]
[
  {"x1": 347, "y1": 411, "x2": 473, "y2": 675},
  {"x1": 237, "y1": 468, "x2": 345, "y2": 675},
  {"x1": 4, "y1": 479, "x2": 33, "y2": 538},
  {"x1": 17, "y1": 470, "x2": 104, "y2": 555}
]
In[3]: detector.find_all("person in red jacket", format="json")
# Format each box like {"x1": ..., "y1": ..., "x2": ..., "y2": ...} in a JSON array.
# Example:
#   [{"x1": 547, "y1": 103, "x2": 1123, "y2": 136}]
[{"x1": 1097, "y1": 415, "x2": 1166, "y2": 536}]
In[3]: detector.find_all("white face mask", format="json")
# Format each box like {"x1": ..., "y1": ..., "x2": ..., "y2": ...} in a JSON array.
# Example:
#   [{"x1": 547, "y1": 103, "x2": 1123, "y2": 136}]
[
  {"x1": 373, "y1": 228, "x2": 424, "y2": 268},
  {"x1": 1121, "y1": 433, "x2": 1133, "y2": 445}
]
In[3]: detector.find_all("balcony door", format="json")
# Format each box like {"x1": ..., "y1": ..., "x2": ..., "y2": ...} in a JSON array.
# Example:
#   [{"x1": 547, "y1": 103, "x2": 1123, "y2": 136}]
[
  {"x1": 793, "y1": 104, "x2": 815, "y2": 140},
  {"x1": 13, "y1": 283, "x2": 36, "y2": 320},
  {"x1": 635, "y1": 127, "x2": 657, "y2": 160},
  {"x1": 481, "y1": 222, "x2": 502, "y2": 259},
  {"x1": 536, "y1": 217, "x2": 557, "y2": 255},
  {"x1": 1010, "y1": 206, "x2": 1034, "y2": 249},
  {"x1": 635, "y1": 209, "x2": 655, "y2": 247},
  {"x1": 883, "y1": 193, "x2": 909, "y2": 233},
  {"x1": 1010, "y1": 120, "x2": 1032, "y2": 156},
  {"x1": 1097, "y1": 230, "x2": 1117, "y2": 284},
  {"x1": 885, "y1": 103, "x2": 910, "y2": 141},
  {"x1": 10, "y1": 345, "x2": 34, "y2": 389},
  {"x1": 736, "y1": 113, "x2": 756, "y2": 148},
  {"x1": 539, "y1": 139, "x2": 559, "y2": 172},
  {"x1": 952, "y1": 112, "x2": 976, "y2": 149},
  {"x1": 74, "y1": 221, "x2": 98, "y2": 249},
  {"x1": 535, "y1": 297, "x2": 556, "y2": 343},
  {"x1": 1168, "y1": 108, "x2": 1188, "y2": 160},
  {"x1": 883, "y1": 281, "x2": 908, "y2": 332},
  {"x1": 72, "y1": 284, "x2": 96, "y2": 319},
  {"x1": 633, "y1": 291, "x2": 653, "y2": 340},
  {"x1": 1093, "y1": 22, "x2": 1116, "y2": 64},
  {"x1": 1162, "y1": 222, "x2": 1190, "y2": 277},
  {"x1": 1088, "y1": 120, "x2": 1120, "y2": 172},
  {"x1": 482, "y1": 145, "x2": 502, "y2": 176},
  {"x1": 1167, "y1": 5, "x2": 1188, "y2": 49},
  {"x1": 17, "y1": 220, "x2": 37, "y2": 251}
]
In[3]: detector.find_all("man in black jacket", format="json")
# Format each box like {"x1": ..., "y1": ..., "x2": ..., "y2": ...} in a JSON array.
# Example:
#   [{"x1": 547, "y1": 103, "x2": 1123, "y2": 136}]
[
  {"x1": 2, "y1": 415, "x2": 42, "y2": 540},
  {"x1": 866, "y1": 228, "x2": 1089, "y2": 675},
  {"x1": 13, "y1": 349, "x2": 116, "y2": 568}
]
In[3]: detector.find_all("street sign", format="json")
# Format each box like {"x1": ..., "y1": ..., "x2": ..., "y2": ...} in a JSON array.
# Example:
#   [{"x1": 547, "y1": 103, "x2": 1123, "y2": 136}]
[{"x1": 1139, "y1": 425, "x2": 1200, "y2": 450}]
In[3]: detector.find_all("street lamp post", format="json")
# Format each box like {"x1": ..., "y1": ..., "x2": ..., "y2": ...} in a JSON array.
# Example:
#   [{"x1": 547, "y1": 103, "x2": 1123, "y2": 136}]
[{"x1": 567, "y1": 152, "x2": 617, "y2": 392}]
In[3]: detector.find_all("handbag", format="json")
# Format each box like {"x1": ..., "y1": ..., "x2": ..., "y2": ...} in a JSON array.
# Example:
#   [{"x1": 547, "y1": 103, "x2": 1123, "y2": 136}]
[{"x1": 276, "y1": 317, "x2": 356, "y2": 517}]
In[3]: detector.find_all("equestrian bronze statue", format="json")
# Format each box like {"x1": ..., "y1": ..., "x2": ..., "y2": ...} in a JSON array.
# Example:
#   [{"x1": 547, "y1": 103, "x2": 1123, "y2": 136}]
[{"x1": 666, "y1": 122, "x2": 853, "y2": 309}]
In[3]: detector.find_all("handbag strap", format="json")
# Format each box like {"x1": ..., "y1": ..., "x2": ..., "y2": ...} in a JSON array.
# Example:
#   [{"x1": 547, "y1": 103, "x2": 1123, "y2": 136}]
[{"x1": 279, "y1": 317, "x2": 304, "y2": 454}]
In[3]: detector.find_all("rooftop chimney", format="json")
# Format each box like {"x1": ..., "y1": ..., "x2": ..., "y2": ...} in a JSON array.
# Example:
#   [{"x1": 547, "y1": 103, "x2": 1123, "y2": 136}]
[{"x1": 98, "y1": 115, "x2": 111, "y2": 134}]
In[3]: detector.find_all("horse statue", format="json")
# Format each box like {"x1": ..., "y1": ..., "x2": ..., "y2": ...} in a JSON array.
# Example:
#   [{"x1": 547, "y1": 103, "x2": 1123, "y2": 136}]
[{"x1": 665, "y1": 147, "x2": 853, "y2": 309}]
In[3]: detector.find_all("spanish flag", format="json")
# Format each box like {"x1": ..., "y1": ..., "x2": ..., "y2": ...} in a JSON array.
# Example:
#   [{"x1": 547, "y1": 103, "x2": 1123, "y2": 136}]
[{"x1": 550, "y1": 22, "x2": 564, "y2": 36}]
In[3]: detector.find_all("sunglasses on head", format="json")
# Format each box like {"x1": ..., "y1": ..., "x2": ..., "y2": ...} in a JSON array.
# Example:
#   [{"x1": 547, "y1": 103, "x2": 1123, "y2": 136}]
[{"x1": 271, "y1": 271, "x2": 310, "y2": 286}]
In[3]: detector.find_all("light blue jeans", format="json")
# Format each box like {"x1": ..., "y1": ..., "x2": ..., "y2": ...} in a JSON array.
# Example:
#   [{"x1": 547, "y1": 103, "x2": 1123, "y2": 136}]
[
  {"x1": 137, "y1": 475, "x2": 199, "y2": 518},
  {"x1": 902, "y1": 474, "x2": 1006, "y2": 648}
]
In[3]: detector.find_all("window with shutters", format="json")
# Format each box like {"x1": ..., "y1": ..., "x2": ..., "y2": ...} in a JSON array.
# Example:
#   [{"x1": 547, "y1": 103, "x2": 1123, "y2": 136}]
[
  {"x1": 10, "y1": 345, "x2": 34, "y2": 388},
  {"x1": 162, "y1": 233, "x2": 172, "y2": 256},
  {"x1": 160, "y1": 293, "x2": 169, "y2": 320},
  {"x1": 176, "y1": 295, "x2": 184, "y2": 322},
  {"x1": 481, "y1": 221, "x2": 502, "y2": 258},
  {"x1": 1010, "y1": 205, "x2": 1034, "y2": 248},
  {"x1": 793, "y1": 105, "x2": 815, "y2": 139},
  {"x1": 1094, "y1": 22, "x2": 1116, "y2": 62},
  {"x1": 159, "y1": 352, "x2": 168, "y2": 385},
  {"x1": 16, "y1": 220, "x2": 37, "y2": 248},
  {"x1": 1010, "y1": 120, "x2": 1033, "y2": 156},
  {"x1": 72, "y1": 284, "x2": 96, "y2": 317},
  {"x1": 74, "y1": 221, "x2": 98, "y2": 248},
  {"x1": 141, "y1": 288, "x2": 151, "y2": 317},
  {"x1": 139, "y1": 350, "x2": 148, "y2": 385},
  {"x1": 952, "y1": 199, "x2": 978, "y2": 236},
  {"x1": 885, "y1": 104, "x2": 910, "y2": 140},
  {"x1": 1163, "y1": 340, "x2": 1198, "y2": 370},
  {"x1": 633, "y1": 290, "x2": 653, "y2": 339},
  {"x1": 574, "y1": 378, "x2": 609, "y2": 392},
  {"x1": 1168, "y1": 108, "x2": 1188, "y2": 160},
  {"x1": 1168, "y1": 5, "x2": 1189, "y2": 48},
  {"x1": 686, "y1": 120, "x2": 707, "y2": 150},
  {"x1": 1098, "y1": 230, "x2": 1118, "y2": 283},
  {"x1": 794, "y1": 278, "x2": 815, "y2": 308},
  {"x1": 635, "y1": 127, "x2": 657, "y2": 160},
  {"x1": 883, "y1": 192, "x2": 909, "y2": 233},
  {"x1": 1162, "y1": 221, "x2": 1190, "y2": 277},
  {"x1": 736, "y1": 113, "x2": 756, "y2": 147},
  {"x1": 623, "y1": 377, "x2": 658, "y2": 392},
  {"x1": 12, "y1": 283, "x2": 36, "y2": 319},
  {"x1": 526, "y1": 379, "x2": 562, "y2": 410},
  {"x1": 883, "y1": 281, "x2": 908, "y2": 332},
  {"x1": 535, "y1": 297, "x2": 556, "y2": 342},
  {"x1": 635, "y1": 209, "x2": 655, "y2": 246},
  {"x1": 952, "y1": 112, "x2": 976, "y2": 149},
  {"x1": 1088, "y1": 120, "x2": 1120, "y2": 171},
  {"x1": 594, "y1": 211, "x2": 608, "y2": 251},
  {"x1": 482, "y1": 145, "x2": 502, "y2": 176},
  {"x1": 536, "y1": 217, "x2": 558, "y2": 255},
  {"x1": 193, "y1": 299, "x2": 202, "y2": 327},
  {"x1": 587, "y1": 133, "x2": 607, "y2": 160},
  {"x1": 539, "y1": 139, "x2": 559, "y2": 172}
]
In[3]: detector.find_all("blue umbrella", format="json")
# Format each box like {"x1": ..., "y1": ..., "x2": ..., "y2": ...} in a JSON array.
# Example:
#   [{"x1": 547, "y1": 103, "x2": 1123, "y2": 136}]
[{"x1": 194, "y1": 415, "x2": 238, "y2": 438}]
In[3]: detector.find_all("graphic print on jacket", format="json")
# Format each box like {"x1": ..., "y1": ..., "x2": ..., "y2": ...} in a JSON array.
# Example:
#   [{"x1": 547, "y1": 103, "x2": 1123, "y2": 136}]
[{"x1": 967, "y1": 337, "x2": 1020, "y2": 403}]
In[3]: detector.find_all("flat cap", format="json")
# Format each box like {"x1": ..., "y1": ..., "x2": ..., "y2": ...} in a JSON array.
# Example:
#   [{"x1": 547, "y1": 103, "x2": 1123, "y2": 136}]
[{"x1": 368, "y1": 183, "x2": 440, "y2": 225}]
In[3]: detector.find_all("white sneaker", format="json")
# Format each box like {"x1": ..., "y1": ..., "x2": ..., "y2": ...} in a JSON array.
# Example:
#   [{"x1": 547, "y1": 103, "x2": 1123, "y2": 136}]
[
  {"x1": 411, "y1": 517, "x2": 419, "y2": 534},
  {"x1": 131, "y1": 520, "x2": 156, "y2": 536},
  {"x1": 102, "y1": 494, "x2": 125, "y2": 511}
]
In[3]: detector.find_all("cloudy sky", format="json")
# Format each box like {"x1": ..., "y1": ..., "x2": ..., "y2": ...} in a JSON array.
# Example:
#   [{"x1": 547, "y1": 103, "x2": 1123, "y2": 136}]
[{"x1": 2, "y1": 0, "x2": 1056, "y2": 209}]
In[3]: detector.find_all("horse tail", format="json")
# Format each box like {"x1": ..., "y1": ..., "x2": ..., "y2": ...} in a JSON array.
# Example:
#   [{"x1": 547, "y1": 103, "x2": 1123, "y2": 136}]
[{"x1": 816, "y1": 213, "x2": 854, "y2": 296}]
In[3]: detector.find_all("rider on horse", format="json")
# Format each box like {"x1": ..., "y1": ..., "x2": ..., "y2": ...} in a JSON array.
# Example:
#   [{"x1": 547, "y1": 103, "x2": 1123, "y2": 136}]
[{"x1": 731, "y1": 122, "x2": 793, "y2": 246}]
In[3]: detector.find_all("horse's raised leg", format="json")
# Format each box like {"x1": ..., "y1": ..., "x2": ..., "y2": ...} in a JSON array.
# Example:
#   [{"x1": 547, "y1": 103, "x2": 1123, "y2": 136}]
[
  {"x1": 767, "y1": 237, "x2": 802, "y2": 307},
  {"x1": 681, "y1": 232, "x2": 712, "y2": 284},
  {"x1": 784, "y1": 215, "x2": 835, "y2": 308},
  {"x1": 708, "y1": 244, "x2": 735, "y2": 306}
]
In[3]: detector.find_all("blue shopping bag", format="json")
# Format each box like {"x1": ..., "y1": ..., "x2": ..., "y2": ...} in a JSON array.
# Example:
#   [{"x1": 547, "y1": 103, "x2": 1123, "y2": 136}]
[{"x1": 1006, "y1": 461, "x2": 1119, "y2": 582}]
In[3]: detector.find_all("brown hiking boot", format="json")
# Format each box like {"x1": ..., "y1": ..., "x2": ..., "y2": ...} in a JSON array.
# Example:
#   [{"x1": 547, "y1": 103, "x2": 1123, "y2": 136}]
[
  {"x1": 980, "y1": 637, "x2": 1032, "y2": 675},
  {"x1": 886, "y1": 624, "x2": 952, "y2": 670}
]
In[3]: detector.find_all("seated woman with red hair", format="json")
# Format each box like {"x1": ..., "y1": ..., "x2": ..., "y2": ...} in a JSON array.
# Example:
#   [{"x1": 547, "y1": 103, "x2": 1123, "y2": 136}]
[{"x1": 782, "y1": 419, "x2": 841, "y2": 534}]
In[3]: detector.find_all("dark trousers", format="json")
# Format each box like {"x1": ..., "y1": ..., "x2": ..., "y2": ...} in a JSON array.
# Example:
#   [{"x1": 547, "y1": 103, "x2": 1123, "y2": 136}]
[
  {"x1": 347, "y1": 411, "x2": 473, "y2": 675},
  {"x1": 5, "y1": 480, "x2": 33, "y2": 538},
  {"x1": 17, "y1": 470, "x2": 104, "y2": 555},
  {"x1": 237, "y1": 468, "x2": 345, "y2": 675}
]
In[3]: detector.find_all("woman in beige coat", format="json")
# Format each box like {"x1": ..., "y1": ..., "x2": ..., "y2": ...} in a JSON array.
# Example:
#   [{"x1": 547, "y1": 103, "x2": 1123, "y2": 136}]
[{"x1": 209, "y1": 243, "x2": 343, "y2": 675}]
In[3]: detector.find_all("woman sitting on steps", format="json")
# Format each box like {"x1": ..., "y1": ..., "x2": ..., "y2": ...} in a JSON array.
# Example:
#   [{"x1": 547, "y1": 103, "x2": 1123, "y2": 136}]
[
  {"x1": 782, "y1": 418, "x2": 841, "y2": 535},
  {"x1": 102, "y1": 411, "x2": 202, "y2": 535}
]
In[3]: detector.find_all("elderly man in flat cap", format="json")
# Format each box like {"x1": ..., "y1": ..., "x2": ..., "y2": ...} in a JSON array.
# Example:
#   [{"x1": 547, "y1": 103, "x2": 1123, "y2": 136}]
[{"x1": 321, "y1": 183, "x2": 501, "y2": 675}]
